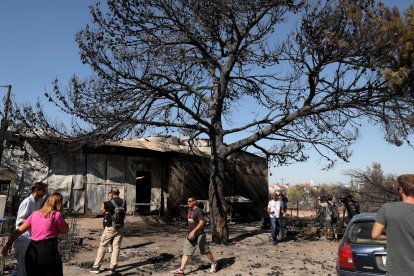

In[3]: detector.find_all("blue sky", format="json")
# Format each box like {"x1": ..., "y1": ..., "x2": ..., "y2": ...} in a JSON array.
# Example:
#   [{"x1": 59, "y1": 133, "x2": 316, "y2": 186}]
[{"x1": 0, "y1": 0, "x2": 413, "y2": 185}]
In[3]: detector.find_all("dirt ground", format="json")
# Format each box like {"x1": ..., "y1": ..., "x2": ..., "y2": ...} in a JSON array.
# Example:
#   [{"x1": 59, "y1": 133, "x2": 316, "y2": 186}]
[{"x1": 58, "y1": 214, "x2": 339, "y2": 276}]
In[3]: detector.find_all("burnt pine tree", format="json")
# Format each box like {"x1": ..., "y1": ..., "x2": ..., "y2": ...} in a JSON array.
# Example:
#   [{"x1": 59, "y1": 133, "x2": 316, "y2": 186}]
[
  {"x1": 346, "y1": 163, "x2": 400, "y2": 210},
  {"x1": 15, "y1": 0, "x2": 414, "y2": 243}
]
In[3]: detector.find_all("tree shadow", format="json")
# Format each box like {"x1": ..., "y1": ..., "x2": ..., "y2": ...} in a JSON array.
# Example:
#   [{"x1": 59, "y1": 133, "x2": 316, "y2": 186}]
[
  {"x1": 217, "y1": 256, "x2": 236, "y2": 270},
  {"x1": 121, "y1": 241, "x2": 154, "y2": 249},
  {"x1": 186, "y1": 257, "x2": 236, "y2": 274},
  {"x1": 116, "y1": 252, "x2": 175, "y2": 272},
  {"x1": 229, "y1": 229, "x2": 267, "y2": 243}
]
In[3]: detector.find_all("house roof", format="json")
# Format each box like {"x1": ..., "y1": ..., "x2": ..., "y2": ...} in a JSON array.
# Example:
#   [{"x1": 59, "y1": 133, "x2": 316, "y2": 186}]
[
  {"x1": 269, "y1": 183, "x2": 289, "y2": 190},
  {"x1": 11, "y1": 129, "x2": 266, "y2": 162},
  {"x1": 106, "y1": 136, "x2": 211, "y2": 156},
  {"x1": 105, "y1": 136, "x2": 266, "y2": 163},
  {"x1": 0, "y1": 169, "x2": 15, "y2": 181}
]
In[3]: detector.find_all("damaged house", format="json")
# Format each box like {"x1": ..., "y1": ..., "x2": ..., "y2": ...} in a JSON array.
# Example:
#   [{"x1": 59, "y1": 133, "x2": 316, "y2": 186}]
[{"x1": 0, "y1": 132, "x2": 268, "y2": 220}]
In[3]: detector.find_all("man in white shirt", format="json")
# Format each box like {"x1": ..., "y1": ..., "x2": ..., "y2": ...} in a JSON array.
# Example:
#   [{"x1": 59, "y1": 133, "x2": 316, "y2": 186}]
[
  {"x1": 12, "y1": 182, "x2": 47, "y2": 276},
  {"x1": 267, "y1": 192, "x2": 281, "y2": 245}
]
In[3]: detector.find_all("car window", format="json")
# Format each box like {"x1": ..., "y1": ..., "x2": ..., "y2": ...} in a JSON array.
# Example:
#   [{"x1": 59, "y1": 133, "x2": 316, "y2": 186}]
[{"x1": 347, "y1": 221, "x2": 386, "y2": 245}]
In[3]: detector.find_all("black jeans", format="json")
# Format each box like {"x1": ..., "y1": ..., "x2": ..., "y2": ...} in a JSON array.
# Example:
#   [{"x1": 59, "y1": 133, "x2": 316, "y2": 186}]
[{"x1": 25, "y1": 237, "x2": 63, "y2": 276}]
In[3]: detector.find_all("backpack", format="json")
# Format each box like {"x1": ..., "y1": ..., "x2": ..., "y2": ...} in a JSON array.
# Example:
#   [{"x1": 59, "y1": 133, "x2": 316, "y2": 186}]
[
  {"x1": 103, "y1": 212, "x2": 112, "y2": 228},
  {"x1": 348, "y1": 200, "x2": 360, "y2": 217},
  {"x1": 327, "y1": 202, "x2": 338, "y2": 220},
  {"x1": 110, "y1": 199, "x2": 126, "y2": 228}
]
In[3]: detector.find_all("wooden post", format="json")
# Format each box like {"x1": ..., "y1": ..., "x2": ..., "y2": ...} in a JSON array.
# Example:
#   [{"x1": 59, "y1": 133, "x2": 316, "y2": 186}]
[{"x1": 296, "y1": 200, "x2": 299, "y2": 217}]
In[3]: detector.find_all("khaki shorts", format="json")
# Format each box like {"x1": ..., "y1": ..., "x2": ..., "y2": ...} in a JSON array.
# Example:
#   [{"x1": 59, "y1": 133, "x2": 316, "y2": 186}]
[
  {"x1": 183, "y1": 233, "x2": 210, "y2": 256},
  {"x1": 324, "y1": 219, "x2": 337, "y2": 230}
]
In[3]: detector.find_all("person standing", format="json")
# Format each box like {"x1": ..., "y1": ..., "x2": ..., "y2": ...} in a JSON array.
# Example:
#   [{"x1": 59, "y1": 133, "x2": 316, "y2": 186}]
[
  {"x1": 171, "y1": 196, "x2": 217, "y2": 274},
  {"x1": 278, "y1": 193, "x2": 288, "y2": 241},
  {"x1": 317, "y1": 195, "x2": 338, "y2": 240},
  {"x1": 103, "y1": 191, "x2": 114, "y2": 253},
  {"x1": 267, "y1": 192, "x2": 281, "y2": 245},
  {"x1": 90, "y1": 187, "x2": 126, "y2": 275},
  {"x1": 344, "y1": 194, "x2": 360, "y2": 222},
  {"x1": 12, "y1": 182, "x2": 48, "y2": 276},
  {"x1": 372, "y1": 174, "x2": 414, "y2": 276},
  {"x1": 2, "y1": 192, "x2": 69, "y2": 276}
]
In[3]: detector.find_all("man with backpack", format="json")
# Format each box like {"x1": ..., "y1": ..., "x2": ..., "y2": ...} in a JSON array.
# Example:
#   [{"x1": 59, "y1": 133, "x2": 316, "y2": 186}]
[
  {"x1": 317, "y1": 195, "x2": 339, "y2": 241},
  {"x1": 90, "y1": 187, "x2": 126, "y2": 275}
]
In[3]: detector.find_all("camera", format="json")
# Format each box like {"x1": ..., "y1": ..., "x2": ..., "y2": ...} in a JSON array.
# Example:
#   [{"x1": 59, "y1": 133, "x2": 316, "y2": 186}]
[{"x1": 319, "y1": 196, "x2": 328, "y2": 202}]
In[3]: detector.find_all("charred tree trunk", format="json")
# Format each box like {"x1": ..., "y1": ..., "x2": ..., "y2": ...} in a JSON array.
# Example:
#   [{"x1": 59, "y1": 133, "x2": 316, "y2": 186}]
[{"x1": 209, "y1": 134, "x2": 229, "y2": 244}]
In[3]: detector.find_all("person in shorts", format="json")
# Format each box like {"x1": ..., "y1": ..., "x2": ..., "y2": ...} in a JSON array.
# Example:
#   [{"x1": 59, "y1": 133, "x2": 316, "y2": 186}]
[
  {"x1": 317, "y1": 195, "x2": 338, "y2": 240},
  {"x1": 171, "y1": 196, "x2": 217, "y2": 274}
]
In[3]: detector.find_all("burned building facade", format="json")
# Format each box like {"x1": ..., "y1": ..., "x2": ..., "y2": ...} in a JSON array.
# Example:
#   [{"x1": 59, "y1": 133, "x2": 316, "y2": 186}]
[{"x1": 0, "y1": 134, "x2": 268, "y2": 219}]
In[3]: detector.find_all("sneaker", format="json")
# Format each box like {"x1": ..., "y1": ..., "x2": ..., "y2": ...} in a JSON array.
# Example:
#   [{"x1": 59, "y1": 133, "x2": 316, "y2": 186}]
[
  {"x1": 272, "y1": 240, "x2": 277, "y2": 246},
  {"x1": 171, "y1": 268, "x2": 184, "y2": 274},
  {"x1": 210, "y1": 262, "x2": 217, "y2": 273},
  {"x1": 89, "y1": 267, "x2": 100, "y2": 274},
  {"x1": 110, "y1": 268, "x2": 117, "y2": 275}
]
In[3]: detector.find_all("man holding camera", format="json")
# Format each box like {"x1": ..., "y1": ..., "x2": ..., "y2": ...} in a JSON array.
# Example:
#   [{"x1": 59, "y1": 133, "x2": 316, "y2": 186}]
[
  {"x1": 341, "y1": 195, "x2": 360, "y2": 224},
  {"x1": 317, "y1": 195, "x2": 339, "y2": 240},
  {"x1": 268, "y1": 192, "x2": 282, "y2": 245}
]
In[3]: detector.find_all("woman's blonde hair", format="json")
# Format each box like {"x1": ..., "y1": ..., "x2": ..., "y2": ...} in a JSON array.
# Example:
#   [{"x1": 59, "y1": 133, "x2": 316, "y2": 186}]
[{"x1": 39, "y1": 192, "x2": 63, "y2": 218}]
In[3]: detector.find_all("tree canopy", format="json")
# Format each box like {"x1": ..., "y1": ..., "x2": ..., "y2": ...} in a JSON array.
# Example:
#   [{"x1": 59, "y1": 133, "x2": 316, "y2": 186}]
[{"x1": 16, "y1": 0, "x2": 414, "y2": 162}]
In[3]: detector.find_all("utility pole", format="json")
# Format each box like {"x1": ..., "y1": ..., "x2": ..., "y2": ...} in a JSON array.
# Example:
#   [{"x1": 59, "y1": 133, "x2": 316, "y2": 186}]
[{"x1": 0, "y1": 85, "x2": 12, "y2": 166}]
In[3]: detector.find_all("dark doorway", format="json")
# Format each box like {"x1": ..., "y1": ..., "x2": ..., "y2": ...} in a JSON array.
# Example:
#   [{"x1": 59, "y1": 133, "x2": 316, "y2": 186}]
[
  {"x1": 136, "y1": 171, "x2": 151, "y2": 212},
  {"x1": 0, "y1": 180, "x2": 10, "y2": 197}
]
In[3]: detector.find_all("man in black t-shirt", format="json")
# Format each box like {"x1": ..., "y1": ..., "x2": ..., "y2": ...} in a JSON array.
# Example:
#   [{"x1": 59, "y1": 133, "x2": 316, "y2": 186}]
[
  {"x1": 171, "y1": 196, "x2": 218, "y2": 274},
  {"x1": 91, "y1": 187, "x2": 126, "y2": 275}
]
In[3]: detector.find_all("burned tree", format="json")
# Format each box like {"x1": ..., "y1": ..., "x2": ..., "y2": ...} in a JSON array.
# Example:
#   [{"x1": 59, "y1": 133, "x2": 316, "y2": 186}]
[
  {"x1": 346, "y1": 163, "x2": 399, "y2": 212},
  {"x1": 381, "y1": 5, "x2": 414, "y2": 100},
  {"x1": 14, "y1": 0, "x2": 414, "y2": 243}
]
